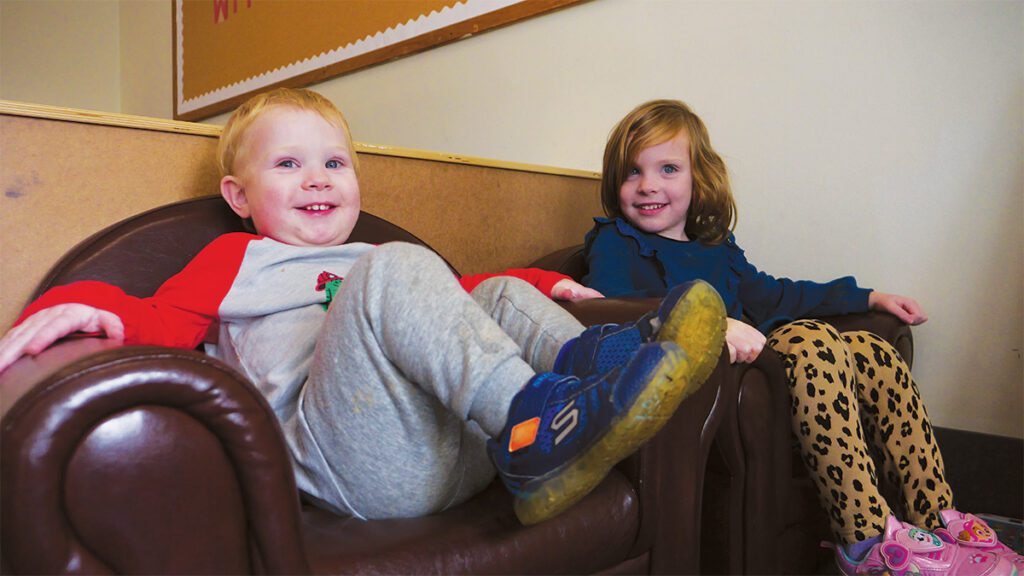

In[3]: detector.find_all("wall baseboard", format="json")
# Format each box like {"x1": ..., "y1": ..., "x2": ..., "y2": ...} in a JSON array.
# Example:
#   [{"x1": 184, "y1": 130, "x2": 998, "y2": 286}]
[{"x1": 935, "y1": 427, "x2": 1023, "y2": 519}]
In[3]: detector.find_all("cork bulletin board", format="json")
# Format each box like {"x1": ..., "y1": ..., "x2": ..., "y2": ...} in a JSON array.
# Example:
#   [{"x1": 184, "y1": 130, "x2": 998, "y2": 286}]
[
  {"x1": 174, "y1": 0, "x2": 583, "y2": 121},
  {"x1": 0, "y1": 101, "x2": 601, "y2": 330}
]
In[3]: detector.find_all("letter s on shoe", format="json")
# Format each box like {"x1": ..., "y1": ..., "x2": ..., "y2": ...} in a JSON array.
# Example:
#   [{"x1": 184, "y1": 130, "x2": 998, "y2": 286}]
[{"x1": 552, "y1": 401, "x2": 579, "y2": 445}]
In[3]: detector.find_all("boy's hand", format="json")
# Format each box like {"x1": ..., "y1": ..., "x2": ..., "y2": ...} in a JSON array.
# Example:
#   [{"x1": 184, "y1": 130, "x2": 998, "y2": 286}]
[
  {"x1": 725, "y1": 317, "x2": 765, "y2": 364},
  {"x1": 0, "y1": 304, "x2": 124, "y2": 374},
  {"x1": 868, "y1": 291, "x2": 928, "y2": 325},
  {"x1": 551, "y1": 279, "x2": 604, "y2": 301}
]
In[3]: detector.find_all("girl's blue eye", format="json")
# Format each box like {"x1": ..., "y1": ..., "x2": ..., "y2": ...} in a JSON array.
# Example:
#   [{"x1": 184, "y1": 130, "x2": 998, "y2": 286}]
[
  {"x1": 278, "y1": 159, "x2": 297, "y2": 168},
  {"x1": 663, "y1": 165, "x2": 678, "y2": 174},
  {"x1": 326, "y1": 159, "x2": 342, "y2": 169},
  {"x1": 627, "y1": 167, "x2": 640, "y2": 176}
]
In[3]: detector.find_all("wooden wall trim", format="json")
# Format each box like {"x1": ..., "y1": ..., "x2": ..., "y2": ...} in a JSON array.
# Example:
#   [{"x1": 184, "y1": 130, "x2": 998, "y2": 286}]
[
  {"x1": 0, "y1": 100, "x2": 599, "y2": 180},
  {"x1": 0, "y1": 100, "x2": 222, "y2": 136},
  {"x1": 355, "y1": 142, "x2": 599, "y2": 180}
]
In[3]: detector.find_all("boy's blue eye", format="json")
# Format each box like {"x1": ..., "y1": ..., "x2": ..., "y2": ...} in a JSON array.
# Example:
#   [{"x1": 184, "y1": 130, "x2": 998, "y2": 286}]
[
  {"x1": 326, "y1": 159, "x2": 342, "y2": 169},
  {"x1": 278, "y1": 159, "x2": 297, "y2": 168}
]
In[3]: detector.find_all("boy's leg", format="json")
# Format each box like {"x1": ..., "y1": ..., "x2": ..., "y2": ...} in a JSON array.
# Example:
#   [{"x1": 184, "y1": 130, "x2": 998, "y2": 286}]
[
  {"x1": 287, "y1": 243, "x2": 534, "y2": 519},
  {"x1": 767, "y1": 320, "x2": 892, "y2": 545},
  {"x1": 469, "y1": 276, "x2": 585, "y2": 373},
  {"x1": 842, "y1": 330, "x2": 953, "y2": 530}
]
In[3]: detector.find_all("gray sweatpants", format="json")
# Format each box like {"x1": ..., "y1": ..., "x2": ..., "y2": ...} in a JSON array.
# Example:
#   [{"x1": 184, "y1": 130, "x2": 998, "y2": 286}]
[{"x1": 285, "y1": 243, "x2": 584, "y2": 519}]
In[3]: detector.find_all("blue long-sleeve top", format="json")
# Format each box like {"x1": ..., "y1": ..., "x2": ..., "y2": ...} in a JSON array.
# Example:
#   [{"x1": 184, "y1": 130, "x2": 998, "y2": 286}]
[{"x1": 582, "y1": 217, "x2": 872, "y2": 334}]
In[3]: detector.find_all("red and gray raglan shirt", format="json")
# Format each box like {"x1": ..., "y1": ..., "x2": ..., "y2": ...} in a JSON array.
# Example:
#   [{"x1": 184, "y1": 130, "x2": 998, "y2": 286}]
[{"x1": 18, "y1": 233, "x2": 570, "y2": 423}]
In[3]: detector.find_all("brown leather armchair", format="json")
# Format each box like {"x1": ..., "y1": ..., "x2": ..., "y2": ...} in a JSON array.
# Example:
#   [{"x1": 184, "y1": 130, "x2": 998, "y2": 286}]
[
  {"x1": 530, "y1": 245, "x2": 914, "y2": 575},
  {"x1": 2, "y1": 197, "x2": 731, "y2": 575}
]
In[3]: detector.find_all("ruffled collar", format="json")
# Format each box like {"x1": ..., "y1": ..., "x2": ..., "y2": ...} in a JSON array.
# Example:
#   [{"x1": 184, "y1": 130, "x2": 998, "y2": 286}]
[
  {"x1": 592, "y1": 216, "x2": 658, "y2": 257},
  {"x1": 592, "y1": 216, "x2": 737, "y2": 253}
]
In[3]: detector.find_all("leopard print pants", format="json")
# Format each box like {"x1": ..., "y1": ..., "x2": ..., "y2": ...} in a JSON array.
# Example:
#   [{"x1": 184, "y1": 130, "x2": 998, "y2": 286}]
[{"x1": 767, "y1": 319, "x2": 953, "y2": 544}]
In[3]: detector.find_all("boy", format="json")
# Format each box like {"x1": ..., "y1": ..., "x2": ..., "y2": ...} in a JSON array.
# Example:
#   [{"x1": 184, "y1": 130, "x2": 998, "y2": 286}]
[{"x1": 0, "y1": 88, "x2": 726, "y2": 524}]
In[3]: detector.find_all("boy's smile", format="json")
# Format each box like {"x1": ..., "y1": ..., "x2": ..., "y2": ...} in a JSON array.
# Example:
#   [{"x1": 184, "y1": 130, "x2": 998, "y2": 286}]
[
  {"x1": 220, "y1": 106, "x2": 361, "y2": 247},
  {"x1": 618, "y1": 133, "x2": 692, "y2": 242}
]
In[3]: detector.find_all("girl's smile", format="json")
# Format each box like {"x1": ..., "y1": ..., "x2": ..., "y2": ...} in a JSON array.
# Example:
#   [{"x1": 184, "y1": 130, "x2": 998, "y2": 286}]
[{"x1": 634, "y1": 202, "x2": 669, "y2": 215}]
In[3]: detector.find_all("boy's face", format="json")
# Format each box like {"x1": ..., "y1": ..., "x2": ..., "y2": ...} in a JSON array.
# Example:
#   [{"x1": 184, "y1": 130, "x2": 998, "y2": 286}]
[
  {"x1": 618, "y1": 131, "x2": 693, "y2": 242},
  {"x1": 220, "y1": 106, "x2": 360, "y2": 247}
]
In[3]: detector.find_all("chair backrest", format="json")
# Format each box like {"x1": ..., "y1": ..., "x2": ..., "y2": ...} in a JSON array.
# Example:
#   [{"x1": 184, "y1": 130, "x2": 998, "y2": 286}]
[
  {"x1": 528, "y1": 244, "x2": 587, "y2": 281},
  {"x1": 33, "y1": 196, "x2": 448, "y2": 301}
]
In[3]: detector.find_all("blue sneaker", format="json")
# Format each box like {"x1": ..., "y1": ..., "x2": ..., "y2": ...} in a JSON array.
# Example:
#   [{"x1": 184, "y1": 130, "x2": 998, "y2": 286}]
[
  {"x1": 554, "y1": 279, "x2": 726, "y2": 385},
  {"x1": 490, "y1": 340, "x2": 701, "y2": 525}
]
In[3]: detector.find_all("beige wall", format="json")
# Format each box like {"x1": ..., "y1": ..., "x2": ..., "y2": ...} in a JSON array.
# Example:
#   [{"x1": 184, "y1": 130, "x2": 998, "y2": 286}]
[
  {"x1": 1, "y1": 0, "x2": 1022, "y2": 438},
  {"x1": 0, "y1": 0, "x2": 121, "y2": 111},
  {"x1": 118, "y1": 0, "x2": 171, "y2": 119}
]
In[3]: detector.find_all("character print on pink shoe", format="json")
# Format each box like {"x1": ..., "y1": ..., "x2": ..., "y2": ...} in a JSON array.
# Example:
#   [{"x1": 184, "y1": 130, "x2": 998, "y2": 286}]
[
  {"x1": 937, "y1": 510, "x2": 1024, "y2": 570},
  {"x1": 880, "y1": 541, "x2": 914, "y2": 571},
  {"x1": 895, "y1": 527, "x2": 944, "y2": 553},
  {"x1": 951, "y1": 518, "x2": 998, "y2": 547},
  {"x1": 827, "y1": 516, "x2": 1017, "y2": 576},
  {"x1": 967, "y1": 553, "x2": 992, "y2": 565}
]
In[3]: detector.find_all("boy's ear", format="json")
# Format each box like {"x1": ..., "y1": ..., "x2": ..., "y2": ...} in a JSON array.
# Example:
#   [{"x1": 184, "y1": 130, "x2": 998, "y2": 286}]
[{"x1": 220, "y1": 175, "x2": 252, "y2": 219}]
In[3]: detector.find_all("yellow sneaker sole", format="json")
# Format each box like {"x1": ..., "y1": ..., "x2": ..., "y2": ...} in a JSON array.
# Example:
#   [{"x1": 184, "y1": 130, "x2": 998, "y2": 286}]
[{"x1": 657, "y1": 279, "x2": 727, "y2": 397}]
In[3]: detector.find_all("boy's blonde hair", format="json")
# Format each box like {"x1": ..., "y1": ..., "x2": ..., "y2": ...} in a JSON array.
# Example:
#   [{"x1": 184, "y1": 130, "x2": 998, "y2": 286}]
[
  {"x1": 217, "y1": 87, "x2": 358, "y2": 177},
  {"x1": 602, "y1": 99, "x2": 736, "y2": 245}
]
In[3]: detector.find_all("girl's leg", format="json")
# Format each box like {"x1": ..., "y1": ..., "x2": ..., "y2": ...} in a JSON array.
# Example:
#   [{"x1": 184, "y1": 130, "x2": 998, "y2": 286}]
[
  {"x1": 468, "y1": 276, "x2": 585, "y2": 373},
  {"x1": 768, "y1": 320, "x2": 891, "y2": 544},
  {"x1": 842, "y1": 330, "x2": 953, "y2": 530},
  {"x1": 285, "y1": 243, "x2": 536, "y2": 520}
]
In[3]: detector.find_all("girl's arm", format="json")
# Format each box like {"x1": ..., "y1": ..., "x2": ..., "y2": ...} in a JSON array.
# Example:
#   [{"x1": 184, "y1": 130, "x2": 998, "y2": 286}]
[
  {"x1": 725, "y1": 317, "x2": 766, "y2": 364},
  {"x1": 868, "y1": 291, "x2": 928, "y2": 325},
  {"x1": 732, "y1": 243, "x2": 871, "y2": 332}
]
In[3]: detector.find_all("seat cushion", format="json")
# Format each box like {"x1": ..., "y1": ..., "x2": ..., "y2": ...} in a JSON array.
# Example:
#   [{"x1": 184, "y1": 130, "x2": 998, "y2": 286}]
[{"x1": 302, "y1": 471, "x2": 641, "y2": 574}]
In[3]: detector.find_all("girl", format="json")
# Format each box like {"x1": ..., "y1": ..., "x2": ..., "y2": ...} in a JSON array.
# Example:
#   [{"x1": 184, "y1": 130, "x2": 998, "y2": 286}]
[{"x1": 583, "y1": 99, "x2": 1022, "y2": 575}]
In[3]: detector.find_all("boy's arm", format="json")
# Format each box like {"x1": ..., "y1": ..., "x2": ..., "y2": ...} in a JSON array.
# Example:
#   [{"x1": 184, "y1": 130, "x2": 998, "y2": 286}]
[
  {"x1": 0, "y1": 302, "x2": 124, "y2": 373},
  {"x1": 549, "y1": 278, "x2": 604, "y2": 301},
  {"x1": 2, "y1": 233, "x2": 253, "y2": 370},
  {"x1": 458, "y1": 268, "x2": 601, "y2": 300}
]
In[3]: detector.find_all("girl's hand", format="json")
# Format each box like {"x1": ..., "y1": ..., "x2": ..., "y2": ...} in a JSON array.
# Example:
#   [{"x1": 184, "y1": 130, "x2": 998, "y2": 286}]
[
  {"x1": 726, "y1": 317, "x2": 765, "y2": 364},
  {"x1": 0, "y1": 304, "x2": 124, "y2": 374},
  {"x1": 551, "y1": 279, "x2": 604, "y2": 301},
  {"x1": 868, "y1": 292, "x2": 928, "y2": 325}
]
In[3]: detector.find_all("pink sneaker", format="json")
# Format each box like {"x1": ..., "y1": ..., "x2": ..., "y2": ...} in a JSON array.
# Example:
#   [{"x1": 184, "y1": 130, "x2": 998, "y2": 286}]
[
  {"x1": 936, "y1": 510, "x2": 1024, "y2": 572},
  {"x1": 825, "y1": 516, "x2": 1018, "y2": 576}
]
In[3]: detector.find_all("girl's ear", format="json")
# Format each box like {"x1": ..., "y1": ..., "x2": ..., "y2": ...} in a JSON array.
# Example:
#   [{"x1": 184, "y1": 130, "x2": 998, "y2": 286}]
[{"x1": 220, "y1": 175, "x2": 252, "y2": 219}]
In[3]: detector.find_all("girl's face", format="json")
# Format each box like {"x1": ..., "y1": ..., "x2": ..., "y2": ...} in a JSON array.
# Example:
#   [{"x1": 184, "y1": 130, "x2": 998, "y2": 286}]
[{"x1": 618, "y1": 131, "x2": 693, "y2": 241}]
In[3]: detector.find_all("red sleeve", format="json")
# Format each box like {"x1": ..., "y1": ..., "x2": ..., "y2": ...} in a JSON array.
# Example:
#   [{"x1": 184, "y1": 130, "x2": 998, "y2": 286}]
[
  {"x1": 458, "y1": 268, "x2": 570, "y2": 298},
  {"x1": 16, "y1": 233, "x2": 254, "y2": 349}
]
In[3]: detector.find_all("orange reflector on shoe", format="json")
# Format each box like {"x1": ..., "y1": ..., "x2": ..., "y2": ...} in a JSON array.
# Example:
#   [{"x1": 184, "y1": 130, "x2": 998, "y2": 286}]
[{"x1": 508, "y1": 417, "x2": 540, "y2": 452}]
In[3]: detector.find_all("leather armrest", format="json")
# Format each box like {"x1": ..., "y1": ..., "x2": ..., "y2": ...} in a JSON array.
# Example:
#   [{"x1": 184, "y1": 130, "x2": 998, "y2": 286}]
[
  {"x1": 0, "y1": 337, "x2": 124, "y2": 420},
  {"x1": 529, "y1": 245, "x2": 586, "y2": 279},
  {"x1": 558, "y1": 297, "x2": 662, "y2": 326},
  {"x1": 0, "y1": 340, "x2": 309, "y2": 574},
  {"x1": 819, "y1": 311, "x2": 914, "y2": 366}
]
